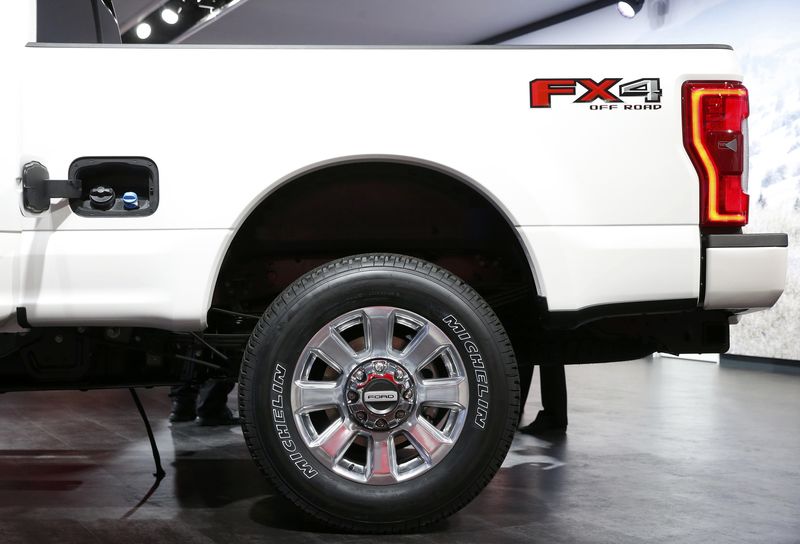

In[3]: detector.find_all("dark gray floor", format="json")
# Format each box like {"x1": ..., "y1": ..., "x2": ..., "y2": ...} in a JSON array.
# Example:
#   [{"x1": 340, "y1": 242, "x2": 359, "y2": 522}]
[{"x1": 1, "y1": 356, "x2": 798, "y2": 543}]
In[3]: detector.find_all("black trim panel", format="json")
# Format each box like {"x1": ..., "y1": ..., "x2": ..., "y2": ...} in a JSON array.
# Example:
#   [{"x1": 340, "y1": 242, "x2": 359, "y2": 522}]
[
  {"x1": 542, "y1": 298, "x2": 698, "y2": 330},
  {"x1": 706, "y1": 233, "x2": 788, "y2": 248},
  {"x1": 721, "y1": 353, "x2": 800, "y2": 369},
  {"x1": 15, "y1": 307, "x2": 31, "y2": 329}
]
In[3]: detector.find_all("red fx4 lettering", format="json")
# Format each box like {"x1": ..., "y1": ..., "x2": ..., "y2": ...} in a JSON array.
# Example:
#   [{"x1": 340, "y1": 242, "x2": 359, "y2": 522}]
[{"x1": 530, "y1": 78, "x2": 662, "y2": 108}]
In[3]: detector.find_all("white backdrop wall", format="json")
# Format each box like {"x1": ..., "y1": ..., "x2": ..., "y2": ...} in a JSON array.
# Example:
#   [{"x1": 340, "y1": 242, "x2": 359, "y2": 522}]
[{"x1": 507, "y1": 0, "x2": 800, "y2": 360}]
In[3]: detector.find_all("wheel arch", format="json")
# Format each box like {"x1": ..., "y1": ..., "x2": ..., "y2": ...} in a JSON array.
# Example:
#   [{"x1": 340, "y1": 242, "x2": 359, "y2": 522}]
[
  {"x1": 230, "y1": 154, "x2": 523, "y2": 234},
  {"x1": 205, "y1": 154, "x2": 545, "y2": 356}
]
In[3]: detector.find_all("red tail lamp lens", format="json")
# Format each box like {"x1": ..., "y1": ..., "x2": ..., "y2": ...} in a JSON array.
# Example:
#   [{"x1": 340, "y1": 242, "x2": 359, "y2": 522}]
[{"x1": 682, "y1": 81, "x2": 750, "y2": 226}]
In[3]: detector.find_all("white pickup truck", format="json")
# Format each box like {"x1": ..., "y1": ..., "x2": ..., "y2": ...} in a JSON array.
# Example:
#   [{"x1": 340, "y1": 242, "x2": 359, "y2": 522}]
[{"x1": 0, "y1": 0, "x2": 788, "y2": 533}]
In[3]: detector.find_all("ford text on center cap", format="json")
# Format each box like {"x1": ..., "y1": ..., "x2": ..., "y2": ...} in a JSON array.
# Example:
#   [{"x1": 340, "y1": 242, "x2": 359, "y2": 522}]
[{"x1": 364, "y1": 391, "x2": 399, "y2": 402}]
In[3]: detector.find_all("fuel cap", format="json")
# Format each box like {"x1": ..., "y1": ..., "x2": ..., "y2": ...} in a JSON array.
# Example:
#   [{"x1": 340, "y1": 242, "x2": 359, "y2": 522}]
[{"x1": 89, "y1": 186, "x2": 115, "y2": 210}]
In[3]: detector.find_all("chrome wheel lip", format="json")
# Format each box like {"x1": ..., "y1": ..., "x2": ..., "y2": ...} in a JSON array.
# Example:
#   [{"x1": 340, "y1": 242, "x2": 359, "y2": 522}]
[{"x1": 290, "y1": 306, "x2": 470, "y2": 485}]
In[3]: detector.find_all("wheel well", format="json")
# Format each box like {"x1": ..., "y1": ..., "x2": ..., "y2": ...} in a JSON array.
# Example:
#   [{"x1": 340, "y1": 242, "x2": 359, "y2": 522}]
[{"x1": 211, "y1": 160, "x2": 539, "y2": 360}]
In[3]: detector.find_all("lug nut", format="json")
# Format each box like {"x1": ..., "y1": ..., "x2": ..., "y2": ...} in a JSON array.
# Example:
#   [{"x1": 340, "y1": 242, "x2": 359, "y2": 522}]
[
  {"x1": 395, "y1": 410, "x2": 406, "y2": 419},
  {"x1": 394, "y1": 368, "x2": 405, "y2": 380},
  {"x1": 375, "y1": 418, "x2": 387, "y2": 429},
  {"x1": 347, "y1": 390, "x2": 358, "y2": 402},
  {"x1": 375, "y1": 361, "x2": 386, "y2": 373},
  {"x1": 403, "y1": 389, "x2": 414, "y2": 400},
  {"x1": 354, "y1": 370, "x2": 366, "y2": 382},
  {"x1": 356, "y1": 411, "x2": 367, "y2": 421}
]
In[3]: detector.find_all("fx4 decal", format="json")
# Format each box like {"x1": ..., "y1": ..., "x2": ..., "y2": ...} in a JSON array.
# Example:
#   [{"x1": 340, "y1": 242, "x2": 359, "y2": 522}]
[{"x1": 530, "y1": 78, "x2": 662, "y2": 109}]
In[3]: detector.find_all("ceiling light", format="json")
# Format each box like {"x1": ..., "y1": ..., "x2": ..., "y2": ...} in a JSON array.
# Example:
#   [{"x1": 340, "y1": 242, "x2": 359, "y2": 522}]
[
  {"x1": 617, "y1": 0, "x2": 645, "y2": 18},
  {"x1": 161, "y1": 8, "x2": 180, "y2": 25},
  {"x1": 135, "y1": 22, "x2": 152, "y2": 39}
]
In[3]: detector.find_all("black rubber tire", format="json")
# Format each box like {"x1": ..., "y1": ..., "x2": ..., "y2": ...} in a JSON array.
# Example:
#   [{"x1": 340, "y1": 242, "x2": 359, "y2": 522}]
[{"x1": 238, "y1": 254, "x2": 519, "y2": 533}]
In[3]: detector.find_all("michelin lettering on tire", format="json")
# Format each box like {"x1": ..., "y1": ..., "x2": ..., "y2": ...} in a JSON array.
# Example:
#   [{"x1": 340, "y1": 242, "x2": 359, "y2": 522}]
[
  {"x1": 442, "y1": 314, "x2": 489, "y2": 430},
  {"x1": 271, "y1": 362, "x2": 318, "y2": 479}
]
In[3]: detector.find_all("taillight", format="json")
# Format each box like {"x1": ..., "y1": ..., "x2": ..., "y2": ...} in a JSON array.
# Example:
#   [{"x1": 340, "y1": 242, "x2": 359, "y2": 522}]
[{"x1": 682, "y1": 81, "x2": 750, "y2": 227}]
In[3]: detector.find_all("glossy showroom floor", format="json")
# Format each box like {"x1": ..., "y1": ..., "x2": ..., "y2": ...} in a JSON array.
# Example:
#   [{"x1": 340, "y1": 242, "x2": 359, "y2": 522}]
[{"x1": 1, "y1": 356, "x2": 798, "y2": 543}]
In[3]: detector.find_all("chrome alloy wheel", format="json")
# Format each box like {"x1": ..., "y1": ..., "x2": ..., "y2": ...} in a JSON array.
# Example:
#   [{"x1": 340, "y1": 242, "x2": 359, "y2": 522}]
[{"x1": 290, "y1": 306, "x2": 469, "y2": 485}]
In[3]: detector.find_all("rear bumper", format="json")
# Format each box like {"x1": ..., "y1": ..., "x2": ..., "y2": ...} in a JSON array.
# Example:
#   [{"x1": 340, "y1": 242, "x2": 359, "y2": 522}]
[{"x1": 703, "y1": 233, "x2": 788, "y2": 310}]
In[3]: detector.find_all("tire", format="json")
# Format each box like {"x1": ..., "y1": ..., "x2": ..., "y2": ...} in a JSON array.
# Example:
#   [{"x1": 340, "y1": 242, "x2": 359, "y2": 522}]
[{"x1": 238, "y1": 253, "x2": 519, "y2": 533}]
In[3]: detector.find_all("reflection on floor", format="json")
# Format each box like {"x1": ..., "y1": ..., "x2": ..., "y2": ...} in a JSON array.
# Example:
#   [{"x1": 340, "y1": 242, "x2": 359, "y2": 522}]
[{"x1": 1, "y1": 356, "x2": 799, "y2": 543}]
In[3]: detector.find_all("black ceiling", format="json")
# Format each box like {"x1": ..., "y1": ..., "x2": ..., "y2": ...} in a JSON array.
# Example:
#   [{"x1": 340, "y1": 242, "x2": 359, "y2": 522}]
[{"x1": 113, "y1": 0, "x2": 605, "y2": 45}]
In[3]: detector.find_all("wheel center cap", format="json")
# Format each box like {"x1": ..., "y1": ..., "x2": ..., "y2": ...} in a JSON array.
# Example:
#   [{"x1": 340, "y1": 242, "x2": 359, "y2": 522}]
[{"x1": 346, "y1": 359, "x2": 415, "y2": 431}]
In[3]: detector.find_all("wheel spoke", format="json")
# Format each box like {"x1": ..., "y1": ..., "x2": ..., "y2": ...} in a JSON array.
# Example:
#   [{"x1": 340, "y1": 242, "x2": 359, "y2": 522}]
[
  {"x1": 364, "y1": 308, "x2": 393, "y2": 358},
  {"x1": 399, "y1": 324, "x2": 448, "y2": 372},
  {"x1": 292, "y1": 380, "x2": 341, "y2": 414},
  {"x1": 367, "y1": 434, "x2": 398, "y2": 484},
  {"x1": 406, "y1": 417, "x2": 452, "y2": 465},
  {"x1": 417, "y1": 377, "x2": 468, "y2": 409},
  {"x1": 312, "y1": 328, "x2": 358, "y2": 374},
  {"x1": 310, "y1": 419, "x2": 357, "y2": 463}
]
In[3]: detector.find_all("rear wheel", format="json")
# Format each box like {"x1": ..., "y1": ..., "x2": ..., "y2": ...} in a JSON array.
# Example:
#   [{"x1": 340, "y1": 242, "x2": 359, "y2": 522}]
[{"x1": 239, "y1": 254, "x2": 519, "y2": 532}]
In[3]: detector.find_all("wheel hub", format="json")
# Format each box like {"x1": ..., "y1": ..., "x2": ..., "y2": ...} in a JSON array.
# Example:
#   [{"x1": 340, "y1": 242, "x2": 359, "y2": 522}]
[{"x1": 346, "y1": 359, "x2": 415, "y2": 431}]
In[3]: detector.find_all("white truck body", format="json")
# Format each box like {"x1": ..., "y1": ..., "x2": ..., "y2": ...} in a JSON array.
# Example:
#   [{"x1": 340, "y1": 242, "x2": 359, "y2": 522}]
[
  {"x1": 0, "y1": 1, "x2": 788, "y2": 532},
  {"x1": 3, "y1": 37, "x2": 786, "y2": 330}
]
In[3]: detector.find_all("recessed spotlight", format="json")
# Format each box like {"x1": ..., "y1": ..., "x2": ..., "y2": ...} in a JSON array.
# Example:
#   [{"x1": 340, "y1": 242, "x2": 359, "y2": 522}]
[
  {"x1": 135, "y1": 22, "x2": 152, "y2": 39},
  {"x1": 617, "y1": 0, "x2": 645, "y2": 18},
  {"x1": 161, "y1": 8, "x2": 180, "y2": 25}
]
